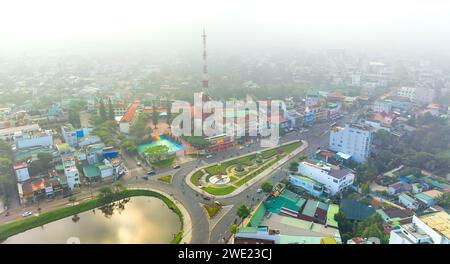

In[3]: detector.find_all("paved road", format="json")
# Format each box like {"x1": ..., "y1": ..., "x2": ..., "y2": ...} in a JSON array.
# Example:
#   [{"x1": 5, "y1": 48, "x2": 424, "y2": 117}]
[{"x1": 1, "y1": 110, "x2": 359, "y2": 244}]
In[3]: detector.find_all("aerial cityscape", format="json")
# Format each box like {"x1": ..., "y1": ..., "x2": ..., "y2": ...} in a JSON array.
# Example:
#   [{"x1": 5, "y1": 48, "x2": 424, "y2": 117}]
[{"x1": 0, "y1": 0, "x2": 449, "y2": 248}]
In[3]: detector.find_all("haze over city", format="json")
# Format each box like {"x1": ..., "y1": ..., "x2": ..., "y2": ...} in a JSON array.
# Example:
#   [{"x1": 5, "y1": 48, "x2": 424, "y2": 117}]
[
  {"x1": 0, "y1": 0, "x2": 449, "y2": 250},
  {"x1": 1, "y1": 0, "x2": 450, "y2": 57}
]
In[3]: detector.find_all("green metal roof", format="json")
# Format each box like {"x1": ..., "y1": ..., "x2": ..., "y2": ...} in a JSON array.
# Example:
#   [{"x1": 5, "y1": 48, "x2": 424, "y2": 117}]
[
  {"x1": 238, "y1": 226, "x2": 258, "y2": 233},
  {"x1": 415, "y1": 193, "x2": 433, "y2": 202},
  {"x1": 302, "y1": 200, "x2": 319, "y2": 217},
  {"x1": 55, "y1": 163, "x2": 64, "y2": 172},
  {"x1": 326, "y1": 204, "x2": 339, "y2": 228},
  {"x1": 83, "y1": 165, "x2": 101, "y2": 178},
  {"x1": 249, "y1": 203, "x2": 267, "y2": 227}
]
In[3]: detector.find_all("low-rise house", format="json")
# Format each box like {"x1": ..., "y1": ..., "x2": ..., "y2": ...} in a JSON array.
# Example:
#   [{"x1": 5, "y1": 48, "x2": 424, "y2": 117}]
[
  {"x1": 377, "y1": 208, "x2": 414, "y2": 224},
  {"x1": 415, "y1": 190, "x2": 442, "y2": 207},
  {"x1": 388, "y1": 181, "x2": 412, "y2": 195},
  {"x1": 347, "y1": 237, "x2": 381, "y2": 244},
  {"x1": 398, "y1": 193, "x2": 420, "y2": 210}
]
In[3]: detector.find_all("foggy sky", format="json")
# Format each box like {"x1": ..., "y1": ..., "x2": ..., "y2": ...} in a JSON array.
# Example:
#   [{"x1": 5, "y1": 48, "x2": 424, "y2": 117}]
[{"x1": 1, "y1": 0, "x2": 450, "y2": 56}]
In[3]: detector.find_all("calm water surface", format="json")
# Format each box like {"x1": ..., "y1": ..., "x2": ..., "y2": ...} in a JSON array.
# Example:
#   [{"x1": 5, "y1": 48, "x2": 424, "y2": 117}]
[{"x1": 3, "y1": 196, "x2": 181, "y2": 244}]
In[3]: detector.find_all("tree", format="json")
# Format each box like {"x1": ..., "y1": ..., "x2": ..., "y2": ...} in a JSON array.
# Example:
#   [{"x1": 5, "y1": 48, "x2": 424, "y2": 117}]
[
  {"x1": 68, "y1": 108, "x2": 81, "y2": 128},
  {"x1": 437, "y1": 193, "x2": 450, "y2": 208},
  {"x1": 166, "y1": 100, "x2": 172, "y2": 127},
  {"x1": 236, "y1": 204, "x2": 250, "y2": 219},
  {"x1": 261, "y1": 181, "x2": 273, "y2": 193},
  {"x1": 230, "y1": 224, "x2": 238, "y2": 234},
  {"x1": 68, "y1": 195, "x2": 77, "y2": 206},
  {"x1": 99, "y1": 98, "x2": 107, "y2": 121},
  {"x1": 288, "y1": 161, "x2": 299, "y2": 172},
  {"x1": 152, "y1": 99, "x2": 158, "y2": 129},
  {"x1": 182, "y1": 136, "x2": 210, "y2": 149},
  {"x1": 360, "y1": 182, "x2": 370, "y2": 195},
  {"x1": 120, "y1": 139, "x2": 137, "y2": 154},
  {"x1": 113, "y1": 183, "x2": 125, "y2": 193},
  {"x1": 108, "y1": 97, "x2": 115, "y2": 120},
  {"x1": 144, "y1": 145, "x2": 169, "y2": 161},
  {"x1": 28, "y1": 153, "x2": 53, "y2": 176}
]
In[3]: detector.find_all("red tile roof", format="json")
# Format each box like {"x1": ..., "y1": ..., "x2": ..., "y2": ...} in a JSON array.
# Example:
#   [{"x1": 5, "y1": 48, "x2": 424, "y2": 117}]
[
  {"x1": 14, "y1": 163, "x2": 27, "y2": 170},
  {"x1": 120, "y1": 101, "x2": 140, "y2": 123}
]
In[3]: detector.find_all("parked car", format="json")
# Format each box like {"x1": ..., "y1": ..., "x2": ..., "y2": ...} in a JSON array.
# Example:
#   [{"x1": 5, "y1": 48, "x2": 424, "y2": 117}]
[
  {"x1": 22, "y1": 211, "x2": 32, "y2": 217},
  {"x1": 137, "y1": 161, "x2": 141, "y2": 166},
  {"x1": 257, "y1": 188, "x2": 263, "y2": 193},
  {"x1": 147, "y1": 170, "x2": 156, "y2": 175},
  {"x1": 205, "y1": 154, "x2": 213, "y2": 159},
  {"x1": 202, "y1": 195, "x2": 211, "y2": 200},
  {"x1": 142, "y1": 176, "x2": 149, "y2": 180}
]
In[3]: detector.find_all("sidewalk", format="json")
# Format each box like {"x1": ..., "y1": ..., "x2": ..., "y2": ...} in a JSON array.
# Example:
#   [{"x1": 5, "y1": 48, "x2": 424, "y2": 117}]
[{"x1": 185, "y1": 140, "x2": 308, "y2": 198}]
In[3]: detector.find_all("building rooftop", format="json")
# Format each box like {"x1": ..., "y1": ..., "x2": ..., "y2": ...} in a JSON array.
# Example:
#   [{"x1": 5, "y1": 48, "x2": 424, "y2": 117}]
[
  {"x1": 422, "y1": 190, "x2": 443, "y2": 199},
  {"x1": 83, "y1": 165, "x2": 101, "y2": 178},
  {"x1": 120, "y1": 101, "x2": 140, "y2": 123},
  {"x1": 419, "y1": 211, "x2": 450, "y2": 239},
  {"x1": 326, "y1": 204, "x2": 339, "y2": 228}
]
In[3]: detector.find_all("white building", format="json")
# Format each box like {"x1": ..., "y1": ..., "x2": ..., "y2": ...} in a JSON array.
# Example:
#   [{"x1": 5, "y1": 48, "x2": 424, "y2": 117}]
[
  {"x1": 0, "y1": 124, "x2": 41, "y2": 141},
  {"x1": 14, "y1": 130, "x2": 53, "y2": 149},
  {"x1": 372, "y1": 100, "x2": 392, "y2": 113},
  {"x1": 14, "y1": 163, "x2": 30, "y2": 182},
  {"x1": 389, "y1": 211, "x2": 449, "y2": 244},
  {"x1": 297, "y1": 160, "x2": 355, "y2": 196},
  {"x1": 62, "y1": 154, "x2": 80, "y2": 190},
  {"x1": 397, "y1": 87, "x2": 435, "y2": 104},
  {"x1": 329, "y1": 123, "x2": 373, "y2": 164},
  {"x1": 61, "y1": 125, "x2": 93, "y2": 147}
]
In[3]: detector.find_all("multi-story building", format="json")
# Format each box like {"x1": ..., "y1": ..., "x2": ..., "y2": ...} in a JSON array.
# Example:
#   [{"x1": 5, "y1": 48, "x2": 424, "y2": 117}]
[
  {"x1": 62, "y1": 154, "x2": 80, "y2": 190},
  {"x1": 119, "y1": 100, "x2": 140, "y2": 134},
  {"x1": 296, "y1": 160, "x2": 355, "y2": 196},
  {"x1": 389, "y1": 211, "x2": 450, "y2": 244},
  {"x1": 397, "y1": 87, "x2": 435, "y2": 104},
  {"x1": 61, "y1": 125, "x2": 94, "y2": 147},
  {"x1": 372, "y1": 100, "x2": 393, "y2": 113},
  {"x1": 14, "y1": 130, "x2": 53, "y2": 149},
  {"x1": 14, "y1": 163, "x2": 30, "y2": 182},
  {"x1": 0, "y1": 124, "x2": 41, "y2": 141},
  {"x1": 329, "y1": 123, "x2": 373, "y2": 164}
]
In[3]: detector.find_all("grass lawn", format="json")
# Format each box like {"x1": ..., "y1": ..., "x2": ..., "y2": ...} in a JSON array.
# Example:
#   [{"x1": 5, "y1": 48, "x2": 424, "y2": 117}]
[
  {"x1": 0, "y1": 189, "x2": 184, "y2": 243},
  {"x1": 203, "y1": 185, "x2": 237, "y2": 195},
  {"x1": 193, "y1": 141, "x2": 302, "y2": 196},
  {"x1": 191, "y1": 170, "x2": 204, "y2": 186},
  {"x1": 158, "y1": 175, "x2": 173, "y2": 184},
  {"x1": 205, "y1": 165, "x2": 225, "y2": 175},
  {"x1": 203, "y1": 204, "x2": 222, "y2": 218},
  {"x1": 150, "y1": 157, "x2": 175, "y2": 168}
]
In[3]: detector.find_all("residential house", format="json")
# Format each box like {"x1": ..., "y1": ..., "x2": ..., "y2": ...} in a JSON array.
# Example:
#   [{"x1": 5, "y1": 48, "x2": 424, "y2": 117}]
[
  {"x1": 388, "y1": 181, "x2": 412, "y2": 195},
  {"x1": 398, "y1": 193, "x2": 420, "y2": 210}
]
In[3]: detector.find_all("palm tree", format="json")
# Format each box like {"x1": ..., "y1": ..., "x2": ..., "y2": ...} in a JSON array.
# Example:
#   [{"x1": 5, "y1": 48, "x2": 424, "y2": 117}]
[
  {"x1": 113, "y1": 182, "x2": 125, "y2": 194},
  {"x1": 68, "y1": 195, "x2": 76, "y2": 206}
]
